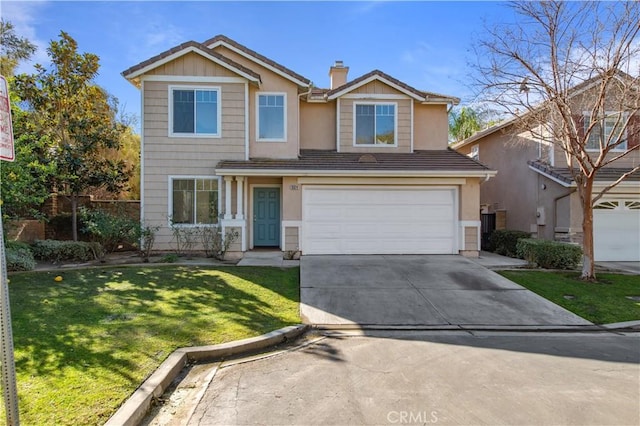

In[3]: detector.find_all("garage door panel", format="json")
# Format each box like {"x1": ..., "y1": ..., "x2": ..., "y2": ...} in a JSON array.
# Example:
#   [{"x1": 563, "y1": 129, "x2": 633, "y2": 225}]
[
  {"x1": 302, "y1": 187, "x2": 457, "y2": 255},
  {"x1": 594, "y1": 207, "x2": 640, "y2": 261}
]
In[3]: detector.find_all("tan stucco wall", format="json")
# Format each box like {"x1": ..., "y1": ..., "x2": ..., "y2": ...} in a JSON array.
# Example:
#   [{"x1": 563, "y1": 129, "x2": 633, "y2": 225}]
[
  {"x1": 413, "y1": 104, "x2": 449, "y2": 150},
  {"x1": 300, "y1": 101, "x2": 336, "y2": 150},
  {"x1": 459, "y1": 178, "x2": 480, "y2": 221},
  {"x1": 282, "y1": 176, "x2": 301, "y2": 220},
  {"x1": 457, "y1": 129, "x2": 539, "y2": 235},
  {"x1": 212, "y1": 45, "x2": 300, "y2": 159}
]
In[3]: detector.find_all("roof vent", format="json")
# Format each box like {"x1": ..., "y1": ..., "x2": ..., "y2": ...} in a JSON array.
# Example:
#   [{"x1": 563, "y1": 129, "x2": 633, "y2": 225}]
[{"x1": 358, "y1": 154, "x2": 378, "y2": 163}]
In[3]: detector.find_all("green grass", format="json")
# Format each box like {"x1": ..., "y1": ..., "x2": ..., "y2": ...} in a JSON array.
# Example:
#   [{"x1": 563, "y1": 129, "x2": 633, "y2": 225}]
[
  {"x1": 500, "y1": 270, "x2": 640, "y2": 324},
  {"x1": 2, "y1": 266, "x2": 300, "y2": 425}
]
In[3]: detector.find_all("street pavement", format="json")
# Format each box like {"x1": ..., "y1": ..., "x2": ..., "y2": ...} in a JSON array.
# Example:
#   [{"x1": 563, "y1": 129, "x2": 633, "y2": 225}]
[{"x1": 183, "y1": 331, "x2": 639, "y2": 426}]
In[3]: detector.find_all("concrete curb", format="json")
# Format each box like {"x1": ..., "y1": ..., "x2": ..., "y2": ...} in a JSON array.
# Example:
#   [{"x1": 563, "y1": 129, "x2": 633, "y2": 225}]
[
  {"x1": 312, "y1": 323, "x2": 640, "y2": 332},
  {"x1": 105, "y1": 324, "x2": 309, "y2": 426}
]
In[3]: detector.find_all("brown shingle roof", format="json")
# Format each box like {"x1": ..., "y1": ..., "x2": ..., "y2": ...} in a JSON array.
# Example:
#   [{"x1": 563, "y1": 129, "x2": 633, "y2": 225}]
[
  {"x1": 528, "y1": 160, "x2": 640, "y2": 184},
  {"x1": 203, "y1": 35, "x2": 311, "y2": 86},
  {"x1": 121, "y1": 40, "x2": 261, "y2": 82},
  {"x1": 217, "y1": 149, "x2": 492, "y2": 172}
]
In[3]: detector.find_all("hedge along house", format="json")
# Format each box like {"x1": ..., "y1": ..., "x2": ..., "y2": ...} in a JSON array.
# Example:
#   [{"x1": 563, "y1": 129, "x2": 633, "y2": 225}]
[{"x1": 122, "y1": 35, "x2": 496, "y2": 258}]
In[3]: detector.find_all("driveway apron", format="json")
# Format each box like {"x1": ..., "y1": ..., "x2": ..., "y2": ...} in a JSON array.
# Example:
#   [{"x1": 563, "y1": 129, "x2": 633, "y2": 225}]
[{"x1": 300, "y1": 255, "x2": 590, "y2": 326}]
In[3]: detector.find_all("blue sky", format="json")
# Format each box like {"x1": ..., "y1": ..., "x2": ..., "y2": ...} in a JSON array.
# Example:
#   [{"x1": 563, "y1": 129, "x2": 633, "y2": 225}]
[{"x1": 3, "y1": 1, "x2": 515, "y2": 128}]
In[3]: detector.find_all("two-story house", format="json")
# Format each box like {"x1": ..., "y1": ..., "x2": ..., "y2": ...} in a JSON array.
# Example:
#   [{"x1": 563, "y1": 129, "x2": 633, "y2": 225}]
[
  {"x1": 122, "y1": 35, "x2": 495, "y2": 258},
  {"x1": 453, "y1": 74, "x2": 640, "y2": 262}
]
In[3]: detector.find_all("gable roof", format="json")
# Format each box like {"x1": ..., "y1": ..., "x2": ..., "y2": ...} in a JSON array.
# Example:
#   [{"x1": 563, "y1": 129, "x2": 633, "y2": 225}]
[
  {"x1": 203, "y1": 35, "x2": 311, "y2": 87},
  {"x1": 326, "y1": 70, "x2": 460, "y2": 105},
  {"x1": 215, "y1": 149, "x2": 494, "y2": 177},
  {"x1": 121, "y1": 41, "x2": 261, "y2": 87},
  {"x1": 528, "y1": 160, "x2": 640, "y2": 187},
  {"x1": 452, "y1": 70, "x2": 639, "y2": 150}
]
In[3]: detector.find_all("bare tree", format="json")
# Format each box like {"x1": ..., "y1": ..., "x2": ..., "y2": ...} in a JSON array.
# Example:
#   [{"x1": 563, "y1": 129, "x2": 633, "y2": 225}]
[{"x1": 473, "y1": 1, "x2": 640, "y2": 280}]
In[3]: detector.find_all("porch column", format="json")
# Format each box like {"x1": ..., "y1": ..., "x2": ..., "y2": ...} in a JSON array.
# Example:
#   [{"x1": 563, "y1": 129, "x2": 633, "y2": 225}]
[
  {"x1": 224, "y1": 176, "x2": 233, "y2": 220},
  {"x1": 235, "y1": 177, "x2": 245, "y2": 220}
]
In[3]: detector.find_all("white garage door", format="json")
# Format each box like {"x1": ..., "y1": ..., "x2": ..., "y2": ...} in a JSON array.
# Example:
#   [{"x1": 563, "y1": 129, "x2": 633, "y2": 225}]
[
  {"x1": 593, "y1": 200, "x2": 640, "y2": 262},
  {"x1": 302, "y1": 186, "x2": 457, "y2": 255}
]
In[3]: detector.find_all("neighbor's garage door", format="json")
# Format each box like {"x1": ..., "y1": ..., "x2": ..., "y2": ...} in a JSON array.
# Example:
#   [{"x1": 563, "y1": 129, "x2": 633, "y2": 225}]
[
  {"x1": 302, "y1": 186, "x2": 457, "y2": 255},
  {"x1": 593, "y1": 200, "x2": 640, "y2": 262}
]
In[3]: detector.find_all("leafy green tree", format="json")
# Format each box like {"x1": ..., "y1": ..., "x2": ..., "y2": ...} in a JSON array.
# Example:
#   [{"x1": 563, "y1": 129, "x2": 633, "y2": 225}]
[
  {"x1": 0, "y1": 22, "x2": 54, "y2": 221},
  {"x1": 14, "y1": 31, "x2": 130, "y2": 240},
  {"x1": 449, "y1": 107, "x2": 483, "y2": 142},
  {"x1": 1, "y1": 90, "x2": 56, "y2": 220},
  {"x1": 0, "y1": 19, "x2": 36, "y2": 76}
]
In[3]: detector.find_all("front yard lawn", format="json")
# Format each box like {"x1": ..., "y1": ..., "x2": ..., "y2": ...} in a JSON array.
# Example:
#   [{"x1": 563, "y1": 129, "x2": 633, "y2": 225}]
[
  {"x1": 500, "y1": 271, "x2": 640, "y2": 324},
  {"x1": 3, "y1": 266, "x2": 300, "y2": 425}
]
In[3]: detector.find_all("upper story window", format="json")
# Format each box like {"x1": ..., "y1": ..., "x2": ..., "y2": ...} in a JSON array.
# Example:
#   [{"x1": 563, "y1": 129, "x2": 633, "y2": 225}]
[
  {"x1": 257, "y1": 93, "x2": 286, "y2": 141},
  {"x1": 470, "y1": 145, "x2": 479, "y2": 161},
  {"x1": 170, "y1": 177, "x2": 220, "y2": 226},
  {"x1": 584, "y1": 112, "x2": 626, "y2": 151},
  {"x1": 170, "y1": 86, "x2": 221, "y2": 137},
  {"x1": 354, "y1": 103, "x2": 396, "y2": 146}
]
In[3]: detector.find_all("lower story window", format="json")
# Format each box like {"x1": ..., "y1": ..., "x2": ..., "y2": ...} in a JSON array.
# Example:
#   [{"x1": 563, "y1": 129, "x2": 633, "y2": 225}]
[{"x1": 171, "y1": 177, "x2": 219, "y2": 225}]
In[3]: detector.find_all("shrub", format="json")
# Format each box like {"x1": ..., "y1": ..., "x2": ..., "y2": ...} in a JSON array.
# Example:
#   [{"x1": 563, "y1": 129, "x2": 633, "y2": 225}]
[
  {"x1": 80, "y1": 208, "x2": 140, "y2": 252},
  {"x1": 31, "y1": 240, "x2": 104, "y2": 263},
  {"x1": 488, "y1": 229, "x2": 531, "y2": 258},
  {"x1": 516, "y1": 239, "x2": 582, "y2": 270},
  {"x1": 201, "y1": 227, "x2": 239, "y2": 260},
  {"x1": 139, "y1": 224, "x2": 160, "y2": 262},
  {"x1": 5, "y1": 240, "x2": 36, "y2": 271}
]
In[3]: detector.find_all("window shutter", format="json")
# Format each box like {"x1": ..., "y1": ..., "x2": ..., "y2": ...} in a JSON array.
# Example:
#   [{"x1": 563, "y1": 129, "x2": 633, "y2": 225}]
[{"x1": 628, "y1": 113, "x2": 639, "y2": 148}]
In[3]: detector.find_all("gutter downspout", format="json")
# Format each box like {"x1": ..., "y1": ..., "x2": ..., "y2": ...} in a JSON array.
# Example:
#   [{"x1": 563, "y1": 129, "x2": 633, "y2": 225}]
[{"x1": 297, "y1": 84, "x2": 314, "y2": 157}]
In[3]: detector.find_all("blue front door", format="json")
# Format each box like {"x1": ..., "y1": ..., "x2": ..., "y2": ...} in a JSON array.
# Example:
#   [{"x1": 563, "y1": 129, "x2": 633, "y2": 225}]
[{"x1": 253, "y1": 188, "x2": 280, "y2": 247}]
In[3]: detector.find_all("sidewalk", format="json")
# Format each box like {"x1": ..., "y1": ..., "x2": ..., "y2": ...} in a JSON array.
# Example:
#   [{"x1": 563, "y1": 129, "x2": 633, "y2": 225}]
[{"x1": 468, "y1": 251, "x2": 528, "y2": 269}]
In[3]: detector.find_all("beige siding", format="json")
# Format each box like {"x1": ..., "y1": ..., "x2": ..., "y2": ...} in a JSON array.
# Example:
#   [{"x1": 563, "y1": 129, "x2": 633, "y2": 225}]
[
  {"x1": 146, "y1": 52, "x2": 238, "y2": 77},
  {"x1": 352, "y1": 80, "x2": 402, "y2": 95},
  {"x1": 212, "y1": 45, "x2": 300, "y2": 159},
  {"x1": 143, "y1": 80, "x2": 246, "y2": 249},
  {"x1": 339, "y1": 97, "x2": 412, "y2": 153},
  {"x1": 413, "y1": 104, "x2": 449, "y2": 150},
  {"x1": 226, "y1": 226, "x2": 243, "y2": 253},
  {"x1": 300, "y1": 102, "x2": 336, "y2": 150}
]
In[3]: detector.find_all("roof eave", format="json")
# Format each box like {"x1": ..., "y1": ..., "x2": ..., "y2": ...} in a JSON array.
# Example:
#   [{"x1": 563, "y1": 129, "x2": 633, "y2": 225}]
[
  {"x1": 206, "y1": 38, "x2": 310, "y2": 88},
  {"x1": 214, "y1": 168, "x2": 497, "y2": 178},
  {"x1": 122, "y1": 44, "x2": 261, "y2": 87}
]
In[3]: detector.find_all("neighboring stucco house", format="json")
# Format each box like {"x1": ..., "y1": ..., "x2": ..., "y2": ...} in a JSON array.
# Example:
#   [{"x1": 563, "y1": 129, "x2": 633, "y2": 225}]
[
  {"x1": 453, "y1": 78, "x2": 640, "y2": 262},
  {"x1": 122, "y1": 35, "x2": 495, "y2": 258}
]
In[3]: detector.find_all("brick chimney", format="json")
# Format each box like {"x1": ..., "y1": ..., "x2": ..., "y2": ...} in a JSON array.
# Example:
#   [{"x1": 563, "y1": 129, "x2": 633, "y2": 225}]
[{"x1": 329, "y1": 60, "x2": 349, "y2": 89}]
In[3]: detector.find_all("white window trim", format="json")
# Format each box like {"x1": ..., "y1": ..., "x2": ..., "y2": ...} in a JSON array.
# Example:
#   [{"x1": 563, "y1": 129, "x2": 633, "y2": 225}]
[
  {"x1": 168, "y1": 175, "x2": 222, "y2": 227},
  {"x1": 470, "y1": 145, "x2": 479, "y2": 161},
  {"x1": 352, "y1": 101, "x2": 398, "y2": 147},
  {"x1": 582, "y1": 110, "x2": 628, "y2": 152},
  {"x1": 256, "y1": 92, "x2": 287, "y2": 142},
  {"x1": 168, "y1": 85, "x2": 222, "y2": 138}
]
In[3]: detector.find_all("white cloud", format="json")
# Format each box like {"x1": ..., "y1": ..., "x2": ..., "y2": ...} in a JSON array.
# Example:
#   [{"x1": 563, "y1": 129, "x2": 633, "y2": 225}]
[{"x1": 2, "y1": 1, "x2": 51, "y2": 74}]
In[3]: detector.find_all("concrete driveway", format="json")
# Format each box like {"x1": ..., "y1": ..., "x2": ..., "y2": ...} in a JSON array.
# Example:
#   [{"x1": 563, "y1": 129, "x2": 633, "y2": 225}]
[
  {"x1": 186, "y1": 331, "x2": 640, "y2": 425},
  {"x1": 300, "y1": 255, "x2": 590, "y2": 326}
]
